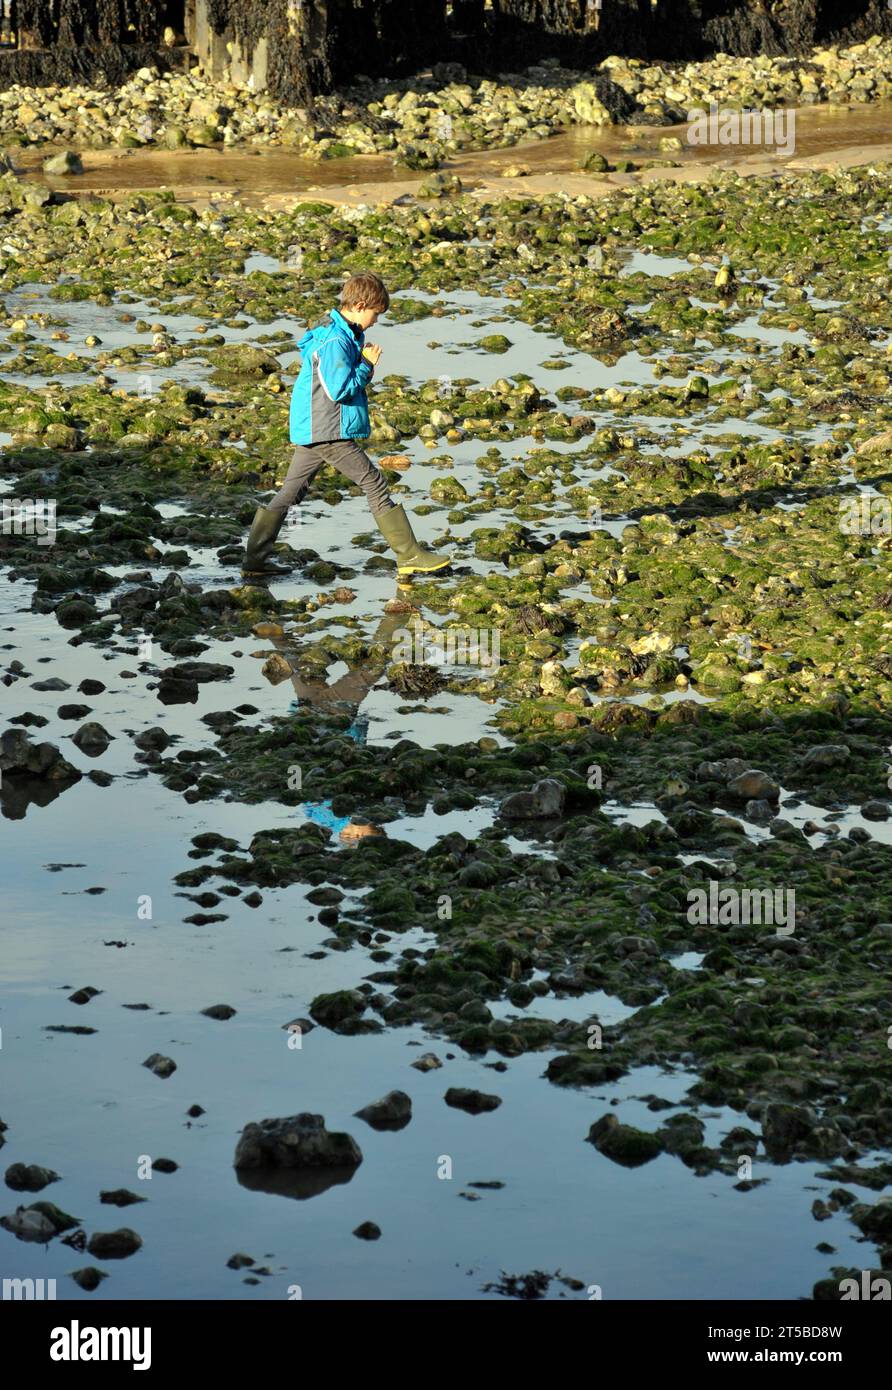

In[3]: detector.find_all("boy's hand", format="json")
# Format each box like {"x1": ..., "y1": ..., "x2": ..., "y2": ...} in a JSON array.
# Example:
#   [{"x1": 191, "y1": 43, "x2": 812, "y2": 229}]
[{"x1": 362, "y1": 343, "x2": 382, "y2": 365}]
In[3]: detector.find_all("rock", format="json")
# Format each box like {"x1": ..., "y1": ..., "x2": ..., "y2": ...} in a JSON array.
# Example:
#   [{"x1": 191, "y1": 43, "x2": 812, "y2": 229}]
[
  {"x1": 43, "y1": 150, "x2": 83, "y2": 175},
  {"x1": 5, "y1": 1163, "x2": 60, "y2": 1192},
  {"x1": 745, "y1": 798, "x2": 775, "y2": 826},
  {"x1": 186, "y1": 123, "x2": 220, "y2": 147},
  {"x1": 697, "y1": 757, "x2": 747, "y2": 782},
  {"x1": 227, "y1": 1252, "x2": 255, "y2": 1269},
  {"x1": 411, "y1": 1052, "x2": 442, "y2": 1072},
  {"x1": 164, "y1": 661, "x2": 233, "y2": 684},
  {"x1": 852, "y1": 1198, "x2": 892, "y2": 1241},
  {"x1": 282, "y1": 1017, "x2": 314, "y2": 1037},
  {"x1": 71, "y1": 722, "x2": 113, "y2": 754},
  {"x1": 478, "y1": 333, "x2": 512, "y2": 353},
  {"x1": 207, "y1": 344, "x2": 280, "y2": 384},
  {"x1": 99, "y1": 1190, "x2": 146, "y2": 1207},
  {"x1": 587, "y1": 1114, "x2": 663, "y2": 1167},
  {"x1": 68, "y1": 986, "x2": 100, "y2": 1005},
  {"x1": 657, "y1": 1114, "x2": 707, "y2": 1158},
  {"x1": 201, "y1": 1004, "x2": 236, "y2": 1020},
  {"x1": 310, "y1": 989, "x2": 367, "y2": 1031},
  {"x1": 571, "y1": 81, "x2": 613, "y2": 125},
  {"x1": 500, "y1": 777, "x2": 565, "y2": 820},
  {"x1": 861, "y1": 800, "x2": 891, "y2": 821},
  {"x1": 418, "y1": 172, "x2": 462, "y2": 197},
  {"x1": 70, "y1": 1267, "x2": 107, "y2": 1291},
  {"x1": 142, "y1": 1053, "x2": 176, "y2": 1079},
  {"x1": 684, "y1": 374, "x2": 709, "y2": 400},
  {"x1": 761, "y1": 1102, "x2": 816, "y2": 1156},
  {"x1": 0, "y1": 729, "x2": 82, "y2": 783},
  {"x1": 354, "y1": 1090, "x2": 412, "y2": 1130},
  {"x1": 87, "y1": 1228, "x2": 142, "y2": 1259},
  {"x1": 444, "y1": 1088, "x2": 501, "y2": 1114},
  {"x1": 801, "y1": 744, "x2": 849, "y2": 771},
  {"x1": 133, "y1": 727, "x2": 170, "y2": 752},
  {"x1": 856, "y1": 429, "x2": 892, "y2": 456},
  {"x1": 233, "y1": 1113, "x2": 363, "y2": 1170},
  {"x1": 1, "y1": 1200, "x2": 77, "y2": 1239},
  {"x1": 727, "y1": 769, "x2": 780, "y2": 801},
  {"x1": 353, "y1": 1221, "x2": 381, "y2": 1240},
  {"x1": 261, "y1": 652, "x2": 293, "y2": 682},
  {"x1": 55, "y1": 599, "x2": 95, "y2": 627}
]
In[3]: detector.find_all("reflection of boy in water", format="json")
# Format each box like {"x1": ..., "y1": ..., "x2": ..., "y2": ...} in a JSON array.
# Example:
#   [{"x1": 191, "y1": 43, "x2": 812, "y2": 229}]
[{"x1": 280, "y1": 609, "x2": 407, "y2": 833}]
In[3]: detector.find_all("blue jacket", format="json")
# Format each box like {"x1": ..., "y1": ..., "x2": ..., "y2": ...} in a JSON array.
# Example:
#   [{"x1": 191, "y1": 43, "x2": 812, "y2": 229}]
[{"x1": 289, "y1": 308, "x2": 374, "y2": 445}]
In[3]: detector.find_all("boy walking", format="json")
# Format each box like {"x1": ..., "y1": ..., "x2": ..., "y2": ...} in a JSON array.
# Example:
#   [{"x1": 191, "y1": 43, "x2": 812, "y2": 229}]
[{"x1": 242, "y1": 271, "x2": 450, "y2": 578}]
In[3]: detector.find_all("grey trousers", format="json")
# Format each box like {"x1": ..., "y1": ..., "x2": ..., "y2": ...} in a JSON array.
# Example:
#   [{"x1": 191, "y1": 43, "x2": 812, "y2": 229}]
[{"x1": 267, "y1": 438, "x2": 392, "y2": 517}]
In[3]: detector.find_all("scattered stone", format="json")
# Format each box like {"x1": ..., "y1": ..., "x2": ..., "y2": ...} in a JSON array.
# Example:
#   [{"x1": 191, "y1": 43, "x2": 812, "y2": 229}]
[
  {"x1": 142, "y1": 1053, "x2": 176, "y2": 1079},
  {"x1": 201, "y1": 1004, "x2": 236, "y2": 1020},
  {"x1": 233, "y1": 1113, "x2": 363, "y2": 1170},
  {"x1": 411, "y1": 1052, "x2": 442, "y2": 1072},
  {"x1": 587, "y1": 1114, "x2": 663, "y2": 1167},
  {"x1": 71, "y1": 722, "x2": 113, "y2": 754},
  {"x1": 86, "y1": 1228, "x2": 142, "y2": 1259},
  {"x1": 444, "y1": 1088, "x2": 501, "y2": 1115},
  {"x1": 43, "y1": 150, "x2": 83, "y2": 175},
  {"x1": 500, "y1": 777, "x2": 565, "y2": 820},
  {"x1": 354, "y1": 1090, "x2": 412, "y2": 1130},
  {"x1": 5, "y1": 1163, "x2": 60, "y2": 1192},
  {"x1": 70, "y1": 1267, "x2": 107, "y2": 1291}
]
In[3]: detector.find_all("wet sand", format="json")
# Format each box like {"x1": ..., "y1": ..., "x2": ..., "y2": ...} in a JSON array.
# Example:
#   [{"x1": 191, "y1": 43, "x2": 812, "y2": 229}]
[{"x1": 14, "y1": 99, "x2": 892, "y2": 210}]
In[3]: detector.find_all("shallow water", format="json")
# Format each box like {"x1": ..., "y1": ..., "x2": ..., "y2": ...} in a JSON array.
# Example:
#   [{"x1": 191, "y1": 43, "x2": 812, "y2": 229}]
[{"x1": 2, "y1": 201, "x2": 890, "y2": 1302}]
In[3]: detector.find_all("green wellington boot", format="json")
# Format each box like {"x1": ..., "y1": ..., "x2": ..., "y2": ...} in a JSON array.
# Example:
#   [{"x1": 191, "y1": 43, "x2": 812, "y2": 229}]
[
  {"x1": 241, "y1": 506, "x2": 292, "y2": 577},
  {"x1": 375, "y1": 503, "x2": 451, "y2": 575}
]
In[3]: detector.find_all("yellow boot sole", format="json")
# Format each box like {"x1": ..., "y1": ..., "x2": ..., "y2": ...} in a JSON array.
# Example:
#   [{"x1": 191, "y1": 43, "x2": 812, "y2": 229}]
[{"x1": 397, "y1": 556, "x2": 451, "y2": 575}]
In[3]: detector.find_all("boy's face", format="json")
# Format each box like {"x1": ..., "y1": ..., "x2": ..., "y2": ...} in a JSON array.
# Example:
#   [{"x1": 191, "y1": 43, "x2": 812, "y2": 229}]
[{"x1": 345, "y1": 304, "x2": 382, "y2": 330}]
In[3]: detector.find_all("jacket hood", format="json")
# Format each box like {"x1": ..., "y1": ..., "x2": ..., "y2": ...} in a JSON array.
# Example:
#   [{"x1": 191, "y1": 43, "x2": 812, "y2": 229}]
[
  {"x1": 297, "y1": 309, "x2": 358, "y2": 356},
  {"x1": 297, "y1": 323, "x2": 322, "y2": 353}
]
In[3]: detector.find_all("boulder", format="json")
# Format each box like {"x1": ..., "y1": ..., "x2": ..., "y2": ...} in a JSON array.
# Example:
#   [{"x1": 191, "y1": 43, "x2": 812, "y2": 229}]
[
  {"x1": 4, "y1": 1163, "x2": 60, "y2": 1192},
  {"x1": 87, "y1": 1228, "x2": 142, "y2": 1258},
  {"x1": 71, "y1": 722, "x2": 113, "y2": 754},
  {"x1": 500, "y1": 777, "x2": 565, "y2": 820},
  {"x1": 233, "y1": 1113, "x2": 363, "y2": 1170},
  {"x1": 587, "y1": 1114, "x2": 663, "y2": 1167},
  {"x1": 43, "y1": 150, "x2": 83, "y2": 175},
  {"x1": 354, "y1": 1090, "x2": 412, "y2": 1130},
  {"x1": 727, "y1": 769, "x2": 780, "y2": 801},
  {"x1": 444, "y1": 1088, "x2": 501, "y2": 1114},
  {"x1": 761, "y1": 1102, "x2": 816, "y2": 1156},
  {"x1": 0, "y1": 729, "x2": 82, "y2": 783}
]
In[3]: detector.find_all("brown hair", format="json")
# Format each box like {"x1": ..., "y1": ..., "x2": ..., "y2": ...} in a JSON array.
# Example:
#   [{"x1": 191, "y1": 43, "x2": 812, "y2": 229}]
[{"x1": 340, "y1": 271, "x2": 390, "y2": 313}]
